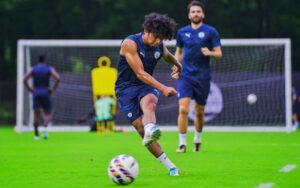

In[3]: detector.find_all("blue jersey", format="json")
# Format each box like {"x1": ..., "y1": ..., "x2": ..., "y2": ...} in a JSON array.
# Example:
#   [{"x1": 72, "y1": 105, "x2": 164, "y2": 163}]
[
  {"x1": 31, "y1": 64, "x2": 52, "y2": 109},
  {"x1": 176, "y1": 24, "x2": 221, "y2": 80},
  {"x1": 32, "y1": 64, "x2": 51, "y2": 92},
  {"x1": 115, "y1": 33, "x2": 164, "y2": 93}
]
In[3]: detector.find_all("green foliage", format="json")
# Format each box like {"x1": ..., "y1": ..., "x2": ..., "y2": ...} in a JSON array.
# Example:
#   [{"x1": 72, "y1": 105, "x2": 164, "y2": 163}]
[
  {"x1": 0, "y1": 0, "x2": 299, "y2": 80},
  {"x1": 0, "y1": 107, "x2": 14, "y2": 120},
  {"x1": 70, "y1": 57, "x2": 90, "y2": 73},
  {"x1": 71, "y1": 57, "x2": 84, "y2": 73}
]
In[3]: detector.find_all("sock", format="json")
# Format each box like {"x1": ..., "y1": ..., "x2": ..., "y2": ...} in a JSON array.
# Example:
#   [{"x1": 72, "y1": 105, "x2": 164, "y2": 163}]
[
  {"x1": 193, "y1": 130, "x2": 202, "y2": 144},
  {"x1": 144, "y1": 123, "x2": 155, "y2": 133},
  {"x1": 179, "y1": 133, "x2": 186, "y2": 146},
  {"x1": 157, "y1": 152, "x2": 175, "y2": 170},
  {"x1": 42, "y1": 126, "x2": 48, "y2": 138},
  {"x1": 34, "y1": 125, "x2": 39, "y2": 136}
]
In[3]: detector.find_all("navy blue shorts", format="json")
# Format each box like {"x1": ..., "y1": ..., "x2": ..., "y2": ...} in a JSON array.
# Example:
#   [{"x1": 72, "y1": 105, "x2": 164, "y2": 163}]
[
  {"x1": 33, "y1": 89, "x2": 52, "y2": 110},
  {"x1": 177, "y1": 77, "x2": 210, "y2": 105},
  {"x1": 116, "y1": 85, "x2": 160, "y2": 123}
]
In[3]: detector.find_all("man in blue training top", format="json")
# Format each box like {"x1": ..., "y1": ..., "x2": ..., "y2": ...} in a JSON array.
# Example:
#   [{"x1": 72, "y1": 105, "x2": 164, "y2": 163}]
[
  {"x1": 115, "y1": 13, "x2": 182, "y2": 176},
  {"x1": 23, "y1": 55, "x2": 60, "y2": 140},
  {"x1": 173, "y1": 1, "x2": 222, "y2": 153}
]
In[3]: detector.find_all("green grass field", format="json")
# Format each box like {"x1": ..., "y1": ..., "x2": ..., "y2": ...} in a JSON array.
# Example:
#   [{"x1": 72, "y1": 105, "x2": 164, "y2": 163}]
[{"x1": 0, "y1": 126, "x2": 299, "y2": 188}]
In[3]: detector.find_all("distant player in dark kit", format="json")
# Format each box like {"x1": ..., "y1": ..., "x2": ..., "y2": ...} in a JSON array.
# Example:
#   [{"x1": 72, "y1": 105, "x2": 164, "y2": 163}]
[
  {"x1": 173, "y1": 1, "x2": 222, "y2": 153},
  {"x1": 115, "y1": 13, "x2": 182, "y2": 176},
  {"x1": 23, "y1": 55, "x2": 60, "y2": 140},
  {"x1": 292, "y1": 86, "x2": 299, "y2": 130}
]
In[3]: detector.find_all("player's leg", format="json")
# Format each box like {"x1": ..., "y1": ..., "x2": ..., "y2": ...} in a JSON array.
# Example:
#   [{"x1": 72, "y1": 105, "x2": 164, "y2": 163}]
[
  {"x1": 176, "y1": 97, "x2": 190, "y2": 153},
  {"x1": 193, "y1": 79, "x2": 210, "y2": 152},
  {"x1": 32, "y1": 93, "x2": 41, "y2": 140},
  {"x1": 40, "y1": 94, "x2": 52, "y2": 139},
  {"x1": 33, "y1": 108, "x2": 40, "y2": 140},
  {"x1": 176, "y1": 77, "x2": 193, "y2": 153},
  {"x1": 116, "y1": 89, "x2": 179, "y2": 175},
  {"x1": 139, "y1": 93, "x2": 161, "y2": 147},
  {"x1": 42, "y1": 109, "x2": 51, "y2": 139},
  {"x1": 193, "y1": 104, "x2": 205, "y2": 152},
  {"x1": 292, "y1": 113, "x2": 297, "y2": 125},
  {"x1": 131, "y1": 115, "x2": 179, "y2": 176},
  {"x1": 292, "y1": 104, "x2": 299, "y2": 128}
]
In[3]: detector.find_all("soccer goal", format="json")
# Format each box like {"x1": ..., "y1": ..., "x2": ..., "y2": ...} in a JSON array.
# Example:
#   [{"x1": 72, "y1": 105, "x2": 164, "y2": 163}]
[{"x1": 15, "y1": 38, "x2": 292, "y2": 132}]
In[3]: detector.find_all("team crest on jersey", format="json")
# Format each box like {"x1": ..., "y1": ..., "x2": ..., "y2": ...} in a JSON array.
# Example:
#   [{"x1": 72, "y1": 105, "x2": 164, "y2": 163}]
[
  {"x1": 198, "y1": 32, "x2": 205, "y2": 38},
  {"x1": 154, "y1": 51, "x2": 161, "y2": 59}
]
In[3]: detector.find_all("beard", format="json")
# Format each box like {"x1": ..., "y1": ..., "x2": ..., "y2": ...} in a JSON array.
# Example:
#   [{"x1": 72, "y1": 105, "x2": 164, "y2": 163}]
[{"x1": 190, "y1": 16, "x2": 203, "y2": 24}]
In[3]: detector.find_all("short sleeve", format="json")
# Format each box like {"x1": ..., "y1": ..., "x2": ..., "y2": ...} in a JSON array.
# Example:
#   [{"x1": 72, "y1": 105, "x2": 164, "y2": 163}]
[
  {"x1": 211, "y1": 28, "x2": 221, "y2": 47},
  {"x1": 176, "y1": 30, "x2": 183, "y2": 48}
]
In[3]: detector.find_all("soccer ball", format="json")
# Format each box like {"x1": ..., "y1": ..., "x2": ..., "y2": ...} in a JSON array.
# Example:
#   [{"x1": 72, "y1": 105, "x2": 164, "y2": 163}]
[
  {"x1": 108, "y1": 154, "x2": 139, "y2": 185},
  {"x1": 247, "y1": 94, "x2": 257, "y2": 105}
]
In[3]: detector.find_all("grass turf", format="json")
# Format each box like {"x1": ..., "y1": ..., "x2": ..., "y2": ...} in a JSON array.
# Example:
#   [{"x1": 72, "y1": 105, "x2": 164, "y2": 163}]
[{"x1": 0, "y1": 126, "x2": 299, "y2": 188}]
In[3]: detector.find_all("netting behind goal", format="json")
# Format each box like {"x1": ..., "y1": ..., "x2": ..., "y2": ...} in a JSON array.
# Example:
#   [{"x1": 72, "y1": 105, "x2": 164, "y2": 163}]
[{"x1": 16, "y1": 39, "x2": 292, "y2": 132}]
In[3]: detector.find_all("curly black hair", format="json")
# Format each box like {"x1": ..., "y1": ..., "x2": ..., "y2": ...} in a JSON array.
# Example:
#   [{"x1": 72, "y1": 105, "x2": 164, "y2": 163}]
[{"x1": 142, "y1": 13, "x2": 177, "y2": 40}]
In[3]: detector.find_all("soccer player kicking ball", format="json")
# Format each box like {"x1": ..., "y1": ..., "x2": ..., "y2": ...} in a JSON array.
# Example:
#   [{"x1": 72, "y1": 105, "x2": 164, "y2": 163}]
[
  {"x1": 23, "y1": 55, "x2": 60, "y2": 140},
  {"x1": 115, "y1": 13, "x2": 182, "y2": 176},
  {"x1": 174, "y1": 1, "x2": 222, "y2": 153}
]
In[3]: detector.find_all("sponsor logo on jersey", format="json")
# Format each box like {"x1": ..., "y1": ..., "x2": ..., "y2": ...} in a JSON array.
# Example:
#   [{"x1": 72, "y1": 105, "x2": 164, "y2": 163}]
[
  {"x1": 198, "y1": 32, "x2": 205, "y2": 38},
  {"x1": 185, "y1": 33, "x2": 191, "y2": 38},
  {"x1": 139, "y1": 52, "x2": 145, "y2": 57}
]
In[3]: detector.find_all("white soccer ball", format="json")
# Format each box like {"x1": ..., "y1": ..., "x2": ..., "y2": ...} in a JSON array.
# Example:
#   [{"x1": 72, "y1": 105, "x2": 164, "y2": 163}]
[
  {"x1": 247, "y1": 94, "x2": 257, "y2": 105},
  {"x1": 108, "y1": 154, "x2": 139, "y2": 185}
]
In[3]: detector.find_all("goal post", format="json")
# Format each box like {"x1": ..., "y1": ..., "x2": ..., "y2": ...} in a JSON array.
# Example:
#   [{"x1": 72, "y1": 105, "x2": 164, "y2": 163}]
[{"x1": 15, "y1": 38, "x2": 292, "y2": 132}]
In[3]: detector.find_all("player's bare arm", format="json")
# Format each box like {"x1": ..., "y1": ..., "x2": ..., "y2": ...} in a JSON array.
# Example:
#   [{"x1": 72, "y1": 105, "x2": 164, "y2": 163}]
[
  {"x1": 23, "y1": 68, "x2": 34, "y2": 92},
  {"x1": 49, "y1": 68, "x2": 60, "y2": 93},
  {"x1": 121, "y1": 39, "x2": 177, "y2": 97},
  {"x1": 162, "y1": 44, "x2": 182, "y2": 78},
  {"x1": 175, "y1": 47, "x2": 183, "y2": 62},
  {"x1": 201, "y1": 46, "x2": 222, "y2": 58},
  {"x1": 171, "y1": 47, "x2": 184, "y2": 79}
]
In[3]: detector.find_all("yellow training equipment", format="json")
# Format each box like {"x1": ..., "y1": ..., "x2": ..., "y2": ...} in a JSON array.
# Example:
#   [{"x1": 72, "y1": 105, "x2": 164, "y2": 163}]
[{"x1": 91, "y1": 56, "x2": 117, "y2": 115}]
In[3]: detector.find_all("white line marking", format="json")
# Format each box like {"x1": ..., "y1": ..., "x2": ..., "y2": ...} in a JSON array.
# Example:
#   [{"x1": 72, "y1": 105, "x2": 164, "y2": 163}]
[
  {"x1": 279, "y1": 164, "x2": 297, "y2": 172},
  {"x1": 255, "y1": 183, "x2": 274, "y2": 188}
]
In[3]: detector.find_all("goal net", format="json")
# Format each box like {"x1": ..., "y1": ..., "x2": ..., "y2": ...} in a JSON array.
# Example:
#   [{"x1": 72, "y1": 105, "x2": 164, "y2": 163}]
[{"x1": 15, "y1": 39, "x2": 292, "y2": 132}]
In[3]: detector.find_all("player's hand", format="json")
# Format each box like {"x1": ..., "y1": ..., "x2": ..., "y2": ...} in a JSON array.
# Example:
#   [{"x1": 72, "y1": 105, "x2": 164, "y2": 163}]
[
  {"x1": 162, "y1": 86, "x2": 177, "y2": 97},
  {"x1": 201, "y1": 47, "x2": 211, "y2": 56},
  {"x1": 171, "y1": 66, "x2": 180, "y2": 80}
]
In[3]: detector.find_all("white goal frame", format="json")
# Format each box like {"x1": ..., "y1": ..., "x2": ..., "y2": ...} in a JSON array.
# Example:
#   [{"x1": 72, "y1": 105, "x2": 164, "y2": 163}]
[{"x1": 15, "y1": 38, "x2": 292, "y2": 132}]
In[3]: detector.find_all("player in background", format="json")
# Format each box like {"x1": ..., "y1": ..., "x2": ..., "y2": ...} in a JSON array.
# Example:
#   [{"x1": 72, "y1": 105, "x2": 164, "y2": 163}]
[
  {"x1": 292, "y1": 86, "x2": 299, "y2": 129},
  {"x1": 23, "y1": 55, "x2": 60, "y2": 140},
  {"x1": 115, "y1": 13, "x2": 182, "y2": 176},
  {"x1": 173, "y1": 1, "x2": 222, "y2": 153}
]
